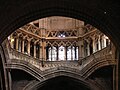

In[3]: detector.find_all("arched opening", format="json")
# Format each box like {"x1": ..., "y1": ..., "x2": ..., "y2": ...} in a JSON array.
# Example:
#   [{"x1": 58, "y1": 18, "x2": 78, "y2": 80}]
[
  {"x1": 89, "y1": 66, "x2": 114, "y2": 90},
  {"x1": 11, "y1": 69, "x2": 36, "y2": 90},
  {"x1": 7, "y1": 16, "x2": 113, "y2": 61},
  {"x1": 3, "y1": 16, "x2": 117, "y2": 90},
  {"x1": 0, "y1": 1, "x2": 119, "y2": 90},
  {"x1": 36, "y1": 76, "x2": 91, "y2": 90}
]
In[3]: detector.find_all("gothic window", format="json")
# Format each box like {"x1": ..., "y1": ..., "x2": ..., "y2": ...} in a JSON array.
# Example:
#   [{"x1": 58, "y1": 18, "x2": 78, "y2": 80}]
[
  {"x1": 100, "y1": 38, "x2": 102, "y2": 49},
  {"x1": 36, "y1": 43, "x2": 40, "y2": 58},
  {"x1": 96, "y1": 39, "x2": 99, "y2": 51},
  {"x1": 30, "y1": 41, "x2": 34, "y2": 57},
  {"x1": 106, "y1": 38, "x2": 110, "y2": 46},
  {"x1": 48, "y1": 47, "x2": 57, "y2": 61},
  {"x1": 84, "y1": 40, "x2": 89, "y2": 56},
  {"x1": 46, "y1": 46, "x2": 49, "y2": 60},
  {"x1": 89, "y1": 40, "x2": 93, "y2": 54},
  {"x1": 48, "y1": 47, "x2": 52, "y2": 61},
  {"x1": 58, "y1": 46, "x2": 65, "y2": 60},
  {"x1": 24, "y1": 39, "x2": 28, "y2": 54},
  {"x1": 18, "y1": 37, "x2": 22, "y2": 52},
  {"x1": 58, "y1": 32, "x2": 66, "y2": 37},
  {"x1": 67, "y1": 46, "x2": 78, "y2": 60},
  {"x1": 52, "y1": 47, "x2": 57, "y2": 61},
  {"x1": 13, "y1": 38, "x2": 16, "y2": 49},
  {"x1": 67, "y1": 46, "x2": 72, "y2": 60}
]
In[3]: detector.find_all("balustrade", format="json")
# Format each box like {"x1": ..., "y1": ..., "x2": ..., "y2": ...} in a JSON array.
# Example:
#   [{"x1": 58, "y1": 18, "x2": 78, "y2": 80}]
[
  {"x1": 8, "y1": 47, "x2": 80, "y2": 70},
  {"x1": 7, "y1": 44, "x2": 115, "y2": 72},
  {"x1": 80, "y1": 45, "x2": 112, "y2": 67}
]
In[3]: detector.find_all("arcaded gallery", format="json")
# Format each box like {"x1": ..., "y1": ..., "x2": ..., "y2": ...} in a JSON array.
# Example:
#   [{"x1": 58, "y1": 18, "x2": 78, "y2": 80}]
[{"x1": 0, "y1": 16, "x2": 116, "y2": 90}]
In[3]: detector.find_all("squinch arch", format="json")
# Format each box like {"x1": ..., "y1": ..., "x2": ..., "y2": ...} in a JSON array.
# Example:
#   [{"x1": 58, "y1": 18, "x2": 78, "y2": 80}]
[
  {"x1": 6, "y1": 62, "x2": 104, "y2": 90},
  {"x1": 23, "y1": 71, "x2": 103, "y2": 90}
]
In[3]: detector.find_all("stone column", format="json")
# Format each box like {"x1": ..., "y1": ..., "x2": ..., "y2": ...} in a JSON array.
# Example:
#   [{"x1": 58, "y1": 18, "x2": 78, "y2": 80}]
[
  {"x1": 40, "y1": 39, "x2": 46, "y2": 61},
  {"x1": 27, "y1": 40, "x2": 31, "y2": 55},
  {"x1": 16, "y1": 37, "x2": 19, "y2": 50},
  {"x1": 18, "y1": 39, "x2": 22, "y2": 52},
  {"x1": 75, "y1": 46, "x2": 77, "y2": 60},
  {"x1": 22, "y1": 39, "x2": 24, "y2": 53},
  {"x1": 51, "y1": 47, "x2": 52, "y2": 61},
  {"x1": 77, "y1": 40, "x2": 83, "y2": 65},
  {"x1": 117, "y1": 57, "x2": 119, "y2": 90},
  {"x1": 39, "y1": 42, "x2": 42, "y2": 60},
  {"x1": 10, "y1": 35, "x2": 14, "y2": 48},
  {"x1": 8, "y1": 70, "x2": 12, "y2": 90},
  {"x1": 104, "y1": 36, "x2": 107, "y2": 47},
  {"x1": 113, "y1": 66, "x2": 116, "y2": 90},
  {"x1": 71, "y1": 46, "x2": 73, "y2": 60},
  {"x1": 92, "y1": 37, "x2": 96, "y2": 53},
  {"x1": 102, "y1": 35, "x2": 107, "y2": 48},
  {"x1": 98, "y1": 35, "x2": 101, "y2": 50},
  {"x1": 56, "y1": 46, "x2": 59, "y2": 60},
  {"x1": 34, "y1": 43, "x2": 36, "y2": 58},
  {"x1": 42, "y1": 40, "x2": 44, "y2": 60},
  {"x1": 78, "y1": 40, "x2": 84, "y2": 59},
  {"x1": 64, "y1": 46, "x2": 67, "y2": 61},
  {"x1": 87, "y1": 43, "x2": 90, "y2": 56},
  {"x1": 11, "y1": 41, "x2": 14, "y2": 48},
  {"x1": 43, "y1": 41, "x2": 46, "y2": 61}
]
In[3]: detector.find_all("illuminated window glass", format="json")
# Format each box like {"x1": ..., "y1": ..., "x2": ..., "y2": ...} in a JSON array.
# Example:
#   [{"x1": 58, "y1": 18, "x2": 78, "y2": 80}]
[{"x1": 59, "y1": 46, "x2": 65, "y2": 60}]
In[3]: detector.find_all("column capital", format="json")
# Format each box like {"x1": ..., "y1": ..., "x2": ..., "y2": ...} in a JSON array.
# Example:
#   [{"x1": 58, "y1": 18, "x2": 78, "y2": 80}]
[
  {"x1": 27, "y1": 38, "x2": 32, "y2": 42},
  {"x1": 34, "y1": 40, "x2": 39, "y2": 44}
]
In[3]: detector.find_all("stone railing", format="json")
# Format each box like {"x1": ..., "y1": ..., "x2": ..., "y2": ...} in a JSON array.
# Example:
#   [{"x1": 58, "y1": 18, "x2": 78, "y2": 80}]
[
  {"x1": 8, "y1": 48, "x2": 43, "y2": 69},
  {"x1": 79, "y1": 45, "x2": 116, "y2": 78},
  {"x1": 6, "y1": 43, "x2": 116, "y2": 76},
  {"x1": 81, "y1": 54, "x2": 116, "y2": 78},
  {"x1": 43, "y1": 60, "x2": 79, "y2": 70},
  {"x1": 8, "y1": 47, "x2": 80, "y2": 71},
  {"x1": 80, "y1": 45, "x2": 113, "y2": 69}
]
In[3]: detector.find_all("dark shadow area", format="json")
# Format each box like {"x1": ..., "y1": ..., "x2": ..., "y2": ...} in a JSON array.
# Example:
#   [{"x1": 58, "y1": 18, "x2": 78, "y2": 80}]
[
  {"x1": 89, "y1": 66, "x2": 113, "y2": 90},
  {"x1": 11, "y1": 69, "x2": 34, "y2": 81},
  {"x1": 38, "y1": 76, "x2": 90, "y2": 90},
  {"x1": 0, "y1": 55, "x2": 5, "y2": 90},
  {"x1": 11, "y1": 69, "x2": 35, "y2": 90}
]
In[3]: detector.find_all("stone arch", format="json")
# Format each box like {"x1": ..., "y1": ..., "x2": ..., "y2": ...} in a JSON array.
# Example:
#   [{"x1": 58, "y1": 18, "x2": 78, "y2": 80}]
[
  {"x1": 5, "y1": 56, "x2": 116, "y2": 90},
  {"x1": 6, "y1": 61, "x2": 44, "y2": 81},
  {"x1": 0, "y1": 0, "x2": 119, "y2": 48},
  {"x1": 6, "y1": 59, "x2": 109, "y2": 90},
  {"x1": 82, "y1": 63, "x2": 116, "y2": 78},
  {"x1": 0, "y1": 1, "x2": 119, "y2": 90},
  {"x1": 0, "y1": 48, "x2": 6, "y2": 90},
  {"x1": 24, "y1": 70, "x2": 103, "y2": 90}
]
